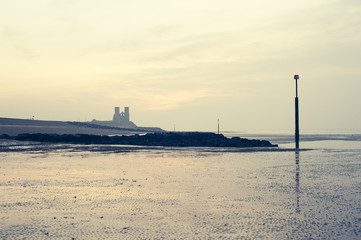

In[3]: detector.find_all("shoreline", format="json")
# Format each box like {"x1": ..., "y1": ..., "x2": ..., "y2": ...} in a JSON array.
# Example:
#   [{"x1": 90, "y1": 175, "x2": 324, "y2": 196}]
[{"x1": 0, "y1": 139, "x2": 303, "y2": 154}]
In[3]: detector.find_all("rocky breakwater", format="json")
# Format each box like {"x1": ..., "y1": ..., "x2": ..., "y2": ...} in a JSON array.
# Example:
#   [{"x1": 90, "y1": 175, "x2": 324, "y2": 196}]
[{"x1": 7, "y1": 132, "x2": 277, "y2": 148}]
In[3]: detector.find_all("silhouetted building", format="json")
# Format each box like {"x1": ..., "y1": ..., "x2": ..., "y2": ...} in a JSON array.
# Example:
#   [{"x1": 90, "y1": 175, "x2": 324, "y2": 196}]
[
  {"x1": 92, "y1": 106, "x2": 137, "y2": 128},
  {"x1": 113, "y1": 107, "x2": 130, "y2": 124}
]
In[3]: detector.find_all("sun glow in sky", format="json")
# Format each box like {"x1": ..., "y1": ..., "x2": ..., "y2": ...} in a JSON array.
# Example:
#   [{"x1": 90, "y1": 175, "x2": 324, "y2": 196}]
[{"x1": 1, "y1": 0, "x2": 361, "y2": 132}]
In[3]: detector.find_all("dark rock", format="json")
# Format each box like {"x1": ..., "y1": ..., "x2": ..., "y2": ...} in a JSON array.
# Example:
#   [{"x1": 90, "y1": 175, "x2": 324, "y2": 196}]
[
  {"x1": 13, "y1": 132, "x2": 277, "y2": 148},
  {"x1": 0, "y1": 134, "x2": 13, "y2": 139}
]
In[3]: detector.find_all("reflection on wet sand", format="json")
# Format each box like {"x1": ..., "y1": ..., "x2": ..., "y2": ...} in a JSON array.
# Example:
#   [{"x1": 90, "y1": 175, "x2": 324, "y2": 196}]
[{"x1": 295, "y1": 150, "x2": 300, "y2": 214}]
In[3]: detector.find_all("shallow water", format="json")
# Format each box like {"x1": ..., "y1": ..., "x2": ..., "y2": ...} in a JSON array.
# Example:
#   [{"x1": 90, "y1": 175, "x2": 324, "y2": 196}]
[{"x1": 1, "y1": 140, "x2": 361, "y2": 239}]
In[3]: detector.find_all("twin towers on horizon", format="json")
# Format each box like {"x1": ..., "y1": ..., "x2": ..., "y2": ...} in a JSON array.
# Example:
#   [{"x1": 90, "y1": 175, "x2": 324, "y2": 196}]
[
  {"x1": 113, "y1": 106, "x2": 129, "y2": 123},
  {"x1": 91, "y1": 106, "x2": 136, "y2": 128}
]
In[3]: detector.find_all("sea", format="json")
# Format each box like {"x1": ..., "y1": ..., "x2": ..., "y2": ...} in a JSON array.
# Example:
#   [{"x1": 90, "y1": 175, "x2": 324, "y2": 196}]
[{"x1": 0, "y1": 132, "x2": 361, "y2": 239}]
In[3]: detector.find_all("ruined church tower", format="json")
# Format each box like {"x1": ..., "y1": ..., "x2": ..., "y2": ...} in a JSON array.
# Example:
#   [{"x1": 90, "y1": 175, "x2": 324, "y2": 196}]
[
  {"x1": 112, "y1": 106, "x2": 130, "y2": 123},
  {"x1": 124, "y1": 107, "x2": 130, "y2": 122},
  {"x1": 113, "y1": 107, "x2": 121, "y2": 122}
]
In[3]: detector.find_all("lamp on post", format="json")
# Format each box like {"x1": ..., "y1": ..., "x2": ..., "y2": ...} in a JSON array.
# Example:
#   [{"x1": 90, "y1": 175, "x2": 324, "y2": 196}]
[{"x1": 294, "y1": 74, "x2": 300, "y2": 149}]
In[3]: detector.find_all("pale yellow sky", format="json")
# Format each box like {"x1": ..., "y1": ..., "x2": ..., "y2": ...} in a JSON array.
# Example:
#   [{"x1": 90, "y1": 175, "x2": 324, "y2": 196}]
[{"x1": 1, "y1": 0, "x2": 361, "y2": 132}]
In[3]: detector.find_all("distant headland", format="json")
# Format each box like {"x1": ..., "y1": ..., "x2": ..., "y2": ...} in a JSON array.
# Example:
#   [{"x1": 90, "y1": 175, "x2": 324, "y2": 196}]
[
  {"x1": 0, "y1": 106, "x2": 278, "y2": 148},
  {"x1": 0, "y1": 106, "x2": 163, "y2": 136}
]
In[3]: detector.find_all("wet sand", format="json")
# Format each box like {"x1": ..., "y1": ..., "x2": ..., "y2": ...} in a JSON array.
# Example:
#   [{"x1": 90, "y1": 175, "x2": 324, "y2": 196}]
[{"x1": 1, "y1": 141, "x2": 361, "y2": 239}]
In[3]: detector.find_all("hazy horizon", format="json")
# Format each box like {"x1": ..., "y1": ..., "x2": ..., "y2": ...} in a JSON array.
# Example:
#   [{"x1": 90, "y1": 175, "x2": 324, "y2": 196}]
[{"x1": 1, "y1": 0, "x2": 361, "y2": 132}]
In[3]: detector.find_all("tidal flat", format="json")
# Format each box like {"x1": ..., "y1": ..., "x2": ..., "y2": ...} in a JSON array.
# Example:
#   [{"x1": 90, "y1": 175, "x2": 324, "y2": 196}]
[{"x1": 1, "y1": 139, "x2": 361, "y2": 239}]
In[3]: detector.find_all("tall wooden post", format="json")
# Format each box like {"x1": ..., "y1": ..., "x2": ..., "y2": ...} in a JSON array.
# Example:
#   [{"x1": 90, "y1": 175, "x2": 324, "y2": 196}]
[{"x1": 294, "y1": 75, "x2": 300, "y2": 149}]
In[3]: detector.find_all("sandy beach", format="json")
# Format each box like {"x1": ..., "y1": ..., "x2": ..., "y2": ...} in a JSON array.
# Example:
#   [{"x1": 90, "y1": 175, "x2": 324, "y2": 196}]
[{"x1": 1, "y1": 139, "x2": 361, "y2": 239}]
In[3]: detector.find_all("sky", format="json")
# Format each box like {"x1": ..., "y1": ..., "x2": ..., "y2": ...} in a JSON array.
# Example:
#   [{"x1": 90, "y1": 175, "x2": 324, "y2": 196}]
[{"x1": 1, "y1": 0, "x2": 361, "y2": 133}]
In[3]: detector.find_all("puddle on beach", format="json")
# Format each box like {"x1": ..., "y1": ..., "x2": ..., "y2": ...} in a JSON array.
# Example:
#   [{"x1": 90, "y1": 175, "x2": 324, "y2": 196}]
[{"x1": 1, "y1": 143, "x2": 361, "y2": 239}]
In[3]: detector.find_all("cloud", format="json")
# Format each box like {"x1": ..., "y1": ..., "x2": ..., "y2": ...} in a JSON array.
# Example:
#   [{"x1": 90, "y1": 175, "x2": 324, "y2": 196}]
[{"x1": 108, "y1": 88, "x2": 234, "y2": 111}]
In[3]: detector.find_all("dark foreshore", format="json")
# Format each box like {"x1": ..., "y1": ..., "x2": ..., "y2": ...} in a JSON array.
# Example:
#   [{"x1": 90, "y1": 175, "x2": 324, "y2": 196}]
[{"x1": 1, "y1": 132, "x2": 277, "y2": 148}]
